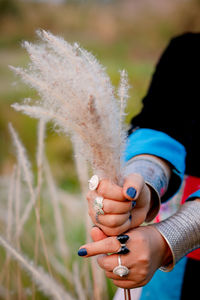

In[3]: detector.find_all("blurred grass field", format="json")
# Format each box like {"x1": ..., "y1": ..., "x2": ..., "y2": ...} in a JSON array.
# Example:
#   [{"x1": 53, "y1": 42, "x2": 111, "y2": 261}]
[
  {"x1": 1, "y1": 0, "x2": 200, "y2": 192},
  {"x1": 0, "y1": 1, "x2": 200, "y2": 299}
]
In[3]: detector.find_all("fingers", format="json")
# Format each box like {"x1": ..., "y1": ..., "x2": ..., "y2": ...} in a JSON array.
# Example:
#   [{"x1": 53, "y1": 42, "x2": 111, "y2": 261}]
[
  {"x1": 97, "y1": 253, "x2": 131, "y2": 272},
  {"x1": 97, "y1": 179, "x2": 125, "y2": 201},
  {"x1": 90, "y1": 226, "x2": 107, "y2": 242},
  {"x1": 123, "y1": 174, "x2": 144, "y2": 201},
  {"x1": 97, "y1": 212, "x2": 130, "y2": 228},
  {"x1": 87, "y1": 192, "x2": 132, "y2": 214},
  {"x1": 97, "y1": 218, "x2": 131, "y2": 236},
  {"x1": 78, "y1": 236, "x2": 121, "y2": 257},
  {"x1": 103, "y1": 199, "x2": 132, "y2": 214},
  {"x1": 112, "y1": 279, "x2": 142, "y2": 289}
]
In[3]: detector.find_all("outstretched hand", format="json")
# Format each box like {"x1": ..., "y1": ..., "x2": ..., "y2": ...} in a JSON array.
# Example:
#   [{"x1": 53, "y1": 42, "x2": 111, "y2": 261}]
[
  {"x1": 87, "y1": 174, "x2": 152, "y2": 236},
  {"x1": 78, "y1": 226, "x2": 170, "y2": 289}
]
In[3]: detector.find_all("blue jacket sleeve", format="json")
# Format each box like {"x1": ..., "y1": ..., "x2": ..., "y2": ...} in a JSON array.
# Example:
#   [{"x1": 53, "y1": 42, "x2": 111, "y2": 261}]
[{"x1": 124, "y1": 128, "x2": 186, "y2": 202}]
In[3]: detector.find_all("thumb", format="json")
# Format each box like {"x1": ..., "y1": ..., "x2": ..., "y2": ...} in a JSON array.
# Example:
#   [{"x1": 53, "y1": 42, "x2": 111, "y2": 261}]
[
  {"x1": 123, "y1": 173, "x2": 144, "y2": 201},
  {"x1": 90, "y1": 226, "x2": 107, "y2": 242}
]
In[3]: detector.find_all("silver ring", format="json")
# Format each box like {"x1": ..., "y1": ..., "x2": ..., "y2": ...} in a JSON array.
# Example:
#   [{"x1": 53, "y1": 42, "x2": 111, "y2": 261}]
[
  {"x1": 93, "y1": 196, "x2": 104, "y2": 215},
  {"x1": 95, "y1": 212, "x2": 100, "y2": 224},
  {"x1": 88, "y1": 175, "x2": 100, "y2": 191},
  {"x1": 113, "y1": 255, "x2": 129, "y2": 277}
]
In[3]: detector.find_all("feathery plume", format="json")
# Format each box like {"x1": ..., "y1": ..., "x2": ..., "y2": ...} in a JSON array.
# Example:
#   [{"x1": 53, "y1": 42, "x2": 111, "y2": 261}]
[
  {"x1": 15, "y1": 164, "x2": 21, "y2": 237},
  {"x1": 11, "y1": 30, "x2": 129, "y2": 185},
  {"x1": 8, "y1": 123, "x2": 33, "y2": 191},
  {"x1": 9, "y1": 123, "x2": 36, "y2": 237},
  {"x1": 118, "y1": 69, "x2": 129, "y2": 124},
  {"x1": 44, "y1": 159, "x2": 69, "y2": 258},
  {"x1": 0, "y1": 235, "x2": 74, "y2": 300},
  {"x1": 7, "y1": 165, "x2": 16, "y2": 241}
]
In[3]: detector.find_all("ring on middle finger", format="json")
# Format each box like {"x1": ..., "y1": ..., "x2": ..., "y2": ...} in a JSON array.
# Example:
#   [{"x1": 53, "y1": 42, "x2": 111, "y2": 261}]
[
  {"x1": 116, "y1": 234, "x2": 130, "y2": 255},
  {"x1": 93, "y1": 196, "x2": 104, "y2": 215}
]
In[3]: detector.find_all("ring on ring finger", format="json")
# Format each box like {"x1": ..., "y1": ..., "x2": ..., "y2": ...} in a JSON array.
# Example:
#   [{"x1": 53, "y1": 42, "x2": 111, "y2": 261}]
[{"x1": 113, "y1": 255, "x2": 129, "y2": 277}]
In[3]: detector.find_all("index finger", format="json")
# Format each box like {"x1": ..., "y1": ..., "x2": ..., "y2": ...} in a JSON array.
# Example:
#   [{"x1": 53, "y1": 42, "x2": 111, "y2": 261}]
[
  {"x1": 97, "y1": 179, "x2": 125, "y2": 201},
  {"x1": 77, "y1": 236, "x2": 120, "y2": 257}
]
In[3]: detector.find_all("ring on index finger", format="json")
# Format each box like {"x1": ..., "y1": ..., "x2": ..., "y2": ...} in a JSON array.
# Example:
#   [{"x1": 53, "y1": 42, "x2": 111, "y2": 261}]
[
  {"x1": 88, "y1": 175, "x2": 100, "y2": 191},
  {"x1": 116, "y1": 234, "x2": 130, "y2": 255}
]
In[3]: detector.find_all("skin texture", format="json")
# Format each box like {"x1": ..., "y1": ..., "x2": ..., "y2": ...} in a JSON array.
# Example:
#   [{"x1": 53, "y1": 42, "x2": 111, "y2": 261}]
[
  {"x1": 83, "y1": 156, "x2": 200, "y2": 289},
  {"x1": 87, "y1": 173, "x2": 152, "y2": 236},
  {"x1": 79, "y1": 225, "x2": 171, "y2": 289},
  {"x1": 80, "y1": 199, "x2": 200, "y2": 289},
  {"x1": 87, "y1": 154, "x2": 171, "y2": 236}
]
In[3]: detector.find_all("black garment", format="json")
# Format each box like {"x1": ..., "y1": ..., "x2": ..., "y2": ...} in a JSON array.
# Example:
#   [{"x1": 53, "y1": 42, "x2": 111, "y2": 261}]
[
  {"x1": 180, "y1": 258, "x2": 200, "y2": 300},
  {"x1": 129, "y1": 32, "x2": 200, "y2": 177}
]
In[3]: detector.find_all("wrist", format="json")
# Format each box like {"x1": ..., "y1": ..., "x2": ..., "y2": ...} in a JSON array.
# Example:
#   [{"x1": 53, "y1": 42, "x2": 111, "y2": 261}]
[
  {"x1": 148, "y1": 225, "x2": 172, "y2": 268},
  {"x1": 150, "y1": 225, "x2": 173, "y2": 267},
  {"x1": 125, "y1": 155, "x2": 171, "y2": 222}
]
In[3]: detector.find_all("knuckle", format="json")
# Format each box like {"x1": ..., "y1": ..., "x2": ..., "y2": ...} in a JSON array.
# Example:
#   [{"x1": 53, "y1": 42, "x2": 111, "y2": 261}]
[
  {"x1": 97, "y1": 180, "x2": 108, "y2": 196},
  {"x1": 138, "y1": 267, "x2": 148, "y2": 280},
  {"x1": 105, "y1": 237, "x2": 119, "y2": 252},
  {"x1": 139, "y1": 252, "x2": 150, "y2": 265},
  {"x1": 112, "y1": 227, "x2": 123, "y2": 236},
  {"x1": 86, "y1": 191, "x2": 95, "y2": 202},
  {"x1": 103, "y1": 201, "x2": 111, "y2": 214},
  {"x1": 105, "y1": 237, "x2": 115, "y2": 249},
  {"x1": 102, "y1": 227, "x2": 112, "y2": 236},
  {"x1": 108, "y1": 215, "x2": 119, "y2": 227}
]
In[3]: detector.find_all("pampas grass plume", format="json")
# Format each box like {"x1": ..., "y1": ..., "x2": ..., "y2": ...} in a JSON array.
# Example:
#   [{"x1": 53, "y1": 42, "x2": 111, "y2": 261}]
[{"x1": 11, "y1": 29, "x2": 129, "y2": 185}]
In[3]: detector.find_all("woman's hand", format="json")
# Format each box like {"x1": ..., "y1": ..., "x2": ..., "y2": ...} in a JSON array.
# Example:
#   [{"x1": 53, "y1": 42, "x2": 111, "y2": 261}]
[
  {"x1": 87, "y1": 174, "x2": 152, "y2": 236},
  {"x1": 78, "y1": 226, "x2": 171, "y2": 289}
]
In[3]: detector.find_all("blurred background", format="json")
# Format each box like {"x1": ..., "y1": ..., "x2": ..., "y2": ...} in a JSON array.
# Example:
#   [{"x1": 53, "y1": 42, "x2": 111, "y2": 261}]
[
  {"x1": 1, "y1": 0, "x2": 200, "y2": 192},
  {"x1": 0, "y1": 1, "x2": 200, "y2": 299}
]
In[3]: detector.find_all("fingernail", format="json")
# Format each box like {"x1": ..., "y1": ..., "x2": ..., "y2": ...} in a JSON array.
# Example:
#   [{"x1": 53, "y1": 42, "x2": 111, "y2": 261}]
[
  {"x1": 126, "y1": 187, "x2": 136, "y2": 199},
  {"x1": 129, "y1": 214, "x2": 132, "y2": 221},
  {"x1": 132, "y1": 200, "x2": 136, "y2": 208},
  {"x1": 78, "y1": 248, "x2": 87, "y2": 256}
]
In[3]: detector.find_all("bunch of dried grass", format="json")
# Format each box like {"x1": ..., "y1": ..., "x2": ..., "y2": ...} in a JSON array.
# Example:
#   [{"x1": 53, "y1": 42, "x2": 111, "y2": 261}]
[
  {"x1": 0, "y1": 30, "x2": 130, "y2": 299},
  {"x1": 11, "y1": 30, "x2": 129, "y2": 185}
]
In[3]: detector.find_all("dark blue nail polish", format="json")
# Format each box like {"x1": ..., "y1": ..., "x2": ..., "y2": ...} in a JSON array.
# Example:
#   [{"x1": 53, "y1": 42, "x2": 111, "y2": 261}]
[
  {"x1": 132, "y1": 200, "x2": 136, "y2": 209},
  {"x1": 78, "y1": 248, "x2": 87, "y2": 256},
  {"x1": 126, "y1": 187, "x2": 136, "y2": 199},
  {"x1": 129, "y1": 214, "x2": 132, "y2": 221}
]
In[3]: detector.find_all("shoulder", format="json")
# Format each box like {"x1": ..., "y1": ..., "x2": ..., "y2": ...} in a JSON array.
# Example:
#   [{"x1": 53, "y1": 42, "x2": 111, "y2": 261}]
[{"x1": 169, "y1": 32, "x2": 200, "y2": 51}]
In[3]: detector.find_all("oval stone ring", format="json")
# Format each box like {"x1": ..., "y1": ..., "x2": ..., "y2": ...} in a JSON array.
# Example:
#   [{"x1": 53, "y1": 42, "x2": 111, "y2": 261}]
[{"x1": 113, "y1": 255, "x2": 129, "y2": 277}]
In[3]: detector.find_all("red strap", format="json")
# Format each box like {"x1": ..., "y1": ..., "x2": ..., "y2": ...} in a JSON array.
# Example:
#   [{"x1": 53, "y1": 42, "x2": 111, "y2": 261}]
[
  {"x1": 181, "y1": 175, "x2": 200, "y2": 260},
  {"x1": 181, "y1": 175, "x2": 200, "y2": 204}
]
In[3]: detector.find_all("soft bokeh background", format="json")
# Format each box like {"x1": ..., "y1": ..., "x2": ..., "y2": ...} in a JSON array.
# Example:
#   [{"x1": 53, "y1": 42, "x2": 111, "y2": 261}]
[
  {"x1": 1, "y1": 0, "x2": 200, "y2": 191},
  {"x1": 0, "y1": 0, "x2": 200, "y2": 299}
]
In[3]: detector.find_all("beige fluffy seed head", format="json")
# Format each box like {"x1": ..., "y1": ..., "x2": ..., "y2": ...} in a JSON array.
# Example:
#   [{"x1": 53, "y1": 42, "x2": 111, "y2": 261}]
[{"x1": 11, "y1": 30, "x2": 129, "y2": 185}]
